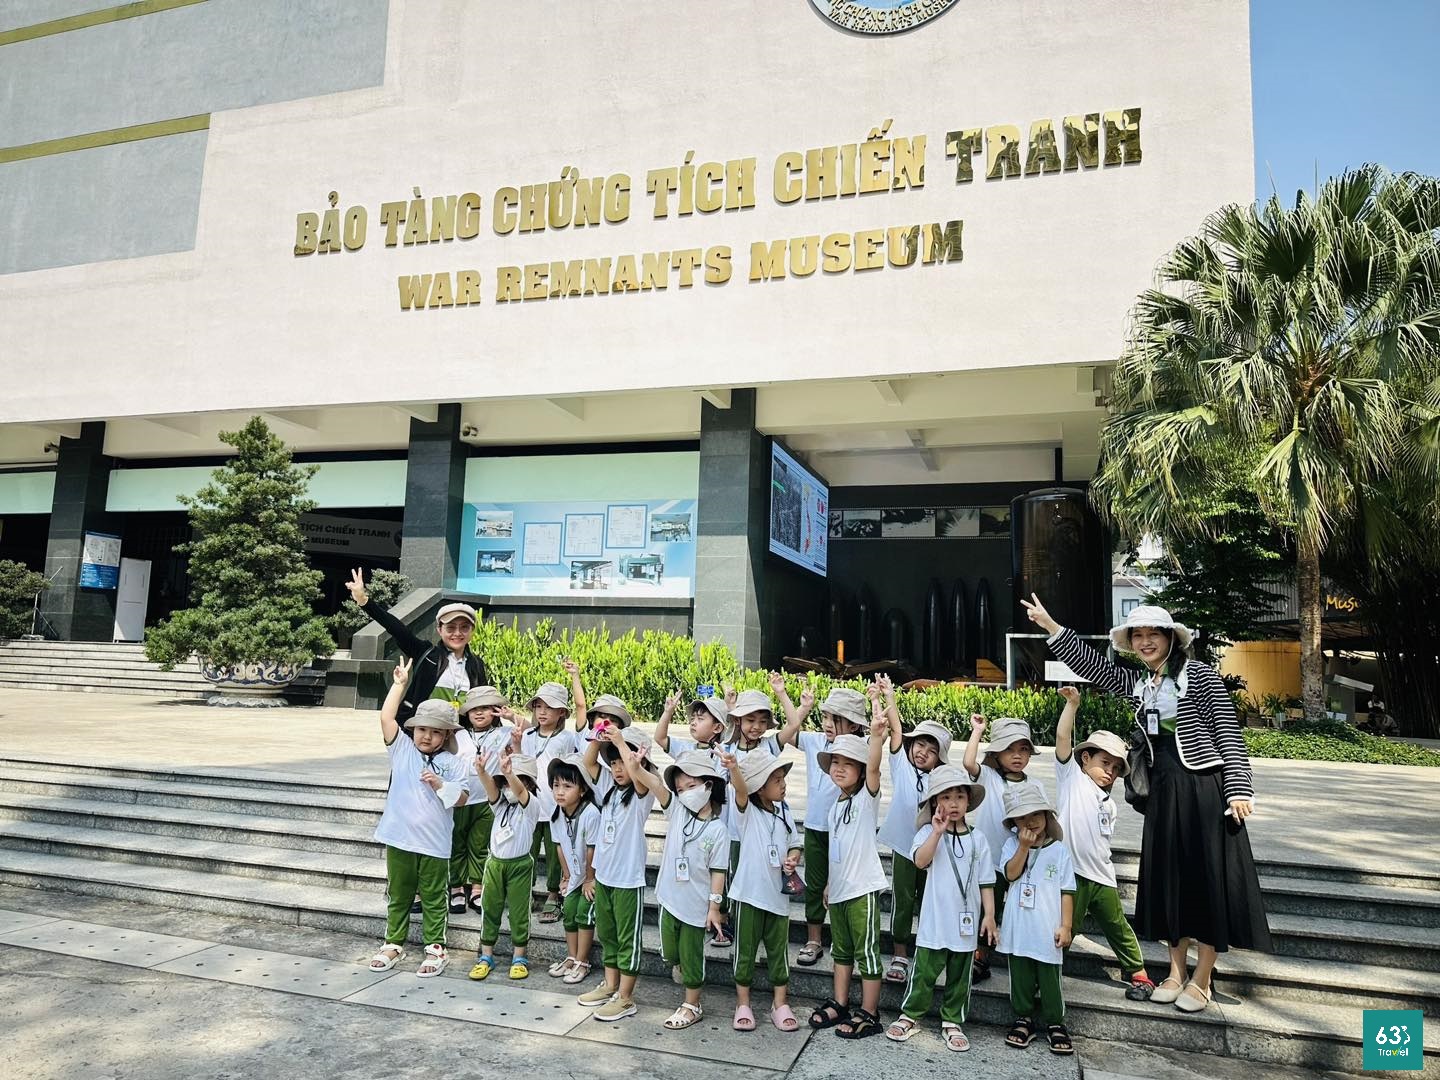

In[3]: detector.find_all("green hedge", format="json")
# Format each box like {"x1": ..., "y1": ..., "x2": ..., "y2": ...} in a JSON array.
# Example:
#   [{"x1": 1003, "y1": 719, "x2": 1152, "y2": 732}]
[
  {"x1": 472, "y1": 616, "x2": 1133, "y2": 744},
  {"x1": 1243, "y1": 720, "x2": 1440, "y2": 767}
]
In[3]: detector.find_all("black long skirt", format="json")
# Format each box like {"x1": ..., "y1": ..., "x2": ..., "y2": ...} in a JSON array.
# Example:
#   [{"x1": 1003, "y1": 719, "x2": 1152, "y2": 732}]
[{"x1": 1135, "y1": 733, "x2": 1273, "y2": 953}]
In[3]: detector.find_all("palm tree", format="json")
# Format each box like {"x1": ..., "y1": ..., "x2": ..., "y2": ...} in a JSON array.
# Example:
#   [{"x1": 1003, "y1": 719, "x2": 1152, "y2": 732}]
[{"x1": 1092, "y1": 166, "x2": 1440, "y2": 721}]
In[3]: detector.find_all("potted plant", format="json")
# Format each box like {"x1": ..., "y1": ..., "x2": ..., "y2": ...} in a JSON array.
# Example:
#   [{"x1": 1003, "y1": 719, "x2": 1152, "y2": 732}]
[{"x1": 144, "y1": 417, "x2": 334, "y2": 705}]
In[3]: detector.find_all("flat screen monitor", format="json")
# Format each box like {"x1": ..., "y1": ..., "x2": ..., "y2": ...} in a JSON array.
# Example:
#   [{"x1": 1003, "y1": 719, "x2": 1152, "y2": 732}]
[{"x1": 768, "y1": 440, "x2": 828, "y2": 577}]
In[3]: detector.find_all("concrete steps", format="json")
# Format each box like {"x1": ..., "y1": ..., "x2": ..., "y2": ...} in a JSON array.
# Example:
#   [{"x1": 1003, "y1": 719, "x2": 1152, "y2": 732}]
[{"x1": 0, "y1": 757, "x2": 1436, "y2": 1073}]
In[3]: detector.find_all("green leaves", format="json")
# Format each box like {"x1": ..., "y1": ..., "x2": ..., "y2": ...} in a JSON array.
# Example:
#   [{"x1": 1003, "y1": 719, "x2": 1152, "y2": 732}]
[{"x1": 0, "y1": 560, "x2": 46, "y2": 639}]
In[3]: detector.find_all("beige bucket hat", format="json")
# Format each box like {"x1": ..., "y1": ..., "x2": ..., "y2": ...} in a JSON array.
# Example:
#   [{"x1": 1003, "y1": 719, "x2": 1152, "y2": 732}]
[
  {"x1": 914, "y1": 763, "x2": 985, "y2": 828},
  {"x1": 461, "y1": 685, "x2": 509, "y2": 712},
  {"x1": 664, "y1": 749, "x2": 726, "y2": 793},
  {"x1": 983, "y1": 717, "x2": 1038, "y2": 767},
  {"x1": 1071, "y1": 729, "x2": 1130, "y2": 776},
  {"x1": 724, "y1": 688, "x2": 776, "y2": 743},
  {"x1": 688, "y1": 696, "x2": 729, "y2": 726},
  {"x1": 529, "y1": 681, "x2": 570, "y2": 711},
  {"x1": 737, "y1": 750, "x2": 793, "y2": 793},
  {"x1": 819, "y1": 687, "x2": 868, "y2": 730},
  {"x1": 587, "y1": 693, "x2": 634, "y2": 728},
  {"x1": 489, "y1": 752, "x2": 540, "y2": 787},
  {"x1": 404, "y1": 699, "x2": 461, "y2": 754},
  {"x1": 1001, "y1": 781, "x2": 1064, "y2": 842},
  {"x1": 816, "y1": 733, "x2": 870, "y2": 775},
  {"x1": 1110, "y1": 604, "x2": 1193, "y2": 653},
  {"x1": 548, "y1": 750, "x2": 600, "y2": 797},
  {"x1": 901, "y1": 720, "x2": 953, "y2": 765},
  {"x1": 436, "y1": 602, "x2": 478, "y2": 627}
]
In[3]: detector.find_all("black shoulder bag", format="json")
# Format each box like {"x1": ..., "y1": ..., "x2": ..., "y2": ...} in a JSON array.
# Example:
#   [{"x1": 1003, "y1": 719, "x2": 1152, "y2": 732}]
[{"x1": 1123, "y1": 726, "x2": 1151, "y2": 814}]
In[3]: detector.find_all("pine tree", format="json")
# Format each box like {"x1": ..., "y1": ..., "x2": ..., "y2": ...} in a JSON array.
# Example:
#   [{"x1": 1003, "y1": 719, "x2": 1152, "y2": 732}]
[{"x1": 145, "y1": 417, "x2": 334, "y2": 670}]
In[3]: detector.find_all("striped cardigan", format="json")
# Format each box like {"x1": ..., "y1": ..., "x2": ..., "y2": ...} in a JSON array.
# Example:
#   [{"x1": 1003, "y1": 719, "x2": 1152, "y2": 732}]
[{"x1": 1048, "y1": 628, "x2": 1255, "y2": 802}]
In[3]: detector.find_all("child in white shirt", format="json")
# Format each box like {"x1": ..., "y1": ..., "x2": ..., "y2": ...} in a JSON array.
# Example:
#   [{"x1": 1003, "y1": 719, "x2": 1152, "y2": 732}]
[
  {"x1": 545, "y1": 752, "x2": 601, "y2": 986},
  {"x1": 468, "y1": 750, "x2": 547, "y2": 981},
  {"x1": 577, "y1": 721, "x2": 658, "y2": 1022},
  {"x1": 370, "y1": 660, "x2": 471, "y2": 978},
  {"x1": 451, "y1": 684, "x2": 513, "y2": 913},
  {"x1": 885, "y1": 765, "x2": 996, "y2": 1052},
  {"x1": 808, "y1": 688, "x2": 890, "y2": 1040},
  {"x1": 1054, "y1": 685, "x2": 1153, "y2": 999},
  {"x1": 998, "y1": 782, "x2": 1077, "y2": 1057},
  {"x1": 654, "y1": 751, "x2": 730, "y2": 1030},
  {"x1": 722, "y1": 748, "x2": 804, "y2": 1034},
  {"x1": 522, "y1": 679, "x2": 580, "y2": 925}
]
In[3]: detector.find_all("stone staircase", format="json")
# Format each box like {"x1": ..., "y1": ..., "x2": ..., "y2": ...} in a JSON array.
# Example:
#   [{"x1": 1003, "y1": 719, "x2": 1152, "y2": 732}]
[
  {"x1": 0, "y1": 756, "x2": 1435, "y2": 1075},
  {"x1": 0, "y1": 640, "x2": 322, "y2": 700}
]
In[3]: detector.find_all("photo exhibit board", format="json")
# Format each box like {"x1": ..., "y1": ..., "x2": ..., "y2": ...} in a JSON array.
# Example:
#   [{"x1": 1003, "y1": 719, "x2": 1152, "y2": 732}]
[{"x1": 768, "y1": 440, "x2": 828, "y2": 576}]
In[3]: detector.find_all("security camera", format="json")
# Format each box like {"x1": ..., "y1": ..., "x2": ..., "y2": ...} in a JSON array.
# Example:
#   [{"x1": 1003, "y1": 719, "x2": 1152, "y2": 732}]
[
  {"x1": 43, "y1": 442, "x2": 59, "y2": 454},
  {"x1": 461, "y1": 424, "x2": 479, "y2": 438}
]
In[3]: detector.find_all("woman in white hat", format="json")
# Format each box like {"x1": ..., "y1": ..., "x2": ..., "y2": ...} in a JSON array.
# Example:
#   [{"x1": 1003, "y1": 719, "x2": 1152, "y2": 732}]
[
  {"x1": 1022, "y1": 594, "x2": 1272, "y2": 1014},
  {"x1": 468, "y1": 750, "x2": 546, "y2": 983},
  {"x1": 345, "y1": 568, "x2": 486, "y2": 722}
]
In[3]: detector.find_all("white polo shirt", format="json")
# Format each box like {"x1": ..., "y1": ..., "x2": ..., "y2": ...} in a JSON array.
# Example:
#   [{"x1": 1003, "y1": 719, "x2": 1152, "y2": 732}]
[
  {"x1": 971, "y1": 764, "x2": 1032, "y2": 870},
  {"x1": 487, "y1": 786, "x2": 546, "y2": 861},
  {"x1": 551, "y1": 803, "x2": 600, "y2": 897},
  {"x1": 719, "y1": 735, "x2": 782, "y2": 841},
  {"x1": 997, "y1": 836, "x2": 1077, "y2": 965},
  {"x1": 656, "y1": 800, "x2": 730, "y2": 927},
  {"x1": 729, "y1": 800, "x2": 802, "y2": 917},
  {"x1": 795, "y1": 731, "x2": 841, "y2": 833},
  {"x1": 374, "y1": 735, "x2": 465, "y2": 860},
  {"x1": 878, "y1": 749, "x2": 930, "y2": 856},
  {"x1": 522, "y1": 725, "x2": 580, "y2": 781},
  {"x1": 1055, "y1": 753, "x2": 1119, "y2": 888},
  {"x1": 592, "y1": 770, "x2": 657, "y2": 889},
  {"x1": 910, "y1": 825, "x2": 995, "y2": 953},
  {"x1": 826, "y1": 786, "x2": 888, "y2": 905}
]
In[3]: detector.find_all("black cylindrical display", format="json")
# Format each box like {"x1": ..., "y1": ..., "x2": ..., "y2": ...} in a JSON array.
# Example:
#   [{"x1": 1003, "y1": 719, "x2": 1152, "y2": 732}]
[
  {"x1": 828, "y1": 591, "x2": 846, "y2": 657},
  {"x1": 883, "y1": 607, "x2": 910, "y2": 662},
  {"x1": 949, "y1": 578, "x2": 969, "y2": 670},
  {"x1": 1010, "y1": 487, "x2": 1106, "y2": 636},
  {"x1": 975, "y1": 578, "x2": 994, "y2": 662},
  {"x1": 857, "y1": 585, "x2": 876, "y2": 661},
  {"x1": 922, "y1": 578, "x2": 943, "y2": 674}
]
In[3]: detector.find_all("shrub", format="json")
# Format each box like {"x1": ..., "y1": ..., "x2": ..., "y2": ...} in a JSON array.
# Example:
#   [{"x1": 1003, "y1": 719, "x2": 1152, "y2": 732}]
[
  {"x1": 1243, "y1": 718, "x2": 1440, "y2": 767},
  {"x1": 0, "y1": 560, "x2": 45, "y2": 639},
  {"x1": 329, "y1": 568, "x2": 411, "y2": 642}
]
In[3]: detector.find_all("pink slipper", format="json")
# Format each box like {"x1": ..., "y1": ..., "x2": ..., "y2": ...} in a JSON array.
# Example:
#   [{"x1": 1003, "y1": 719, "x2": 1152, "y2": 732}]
[
  {"x1": 770, "y1": 1004, "x2": 799, "y2": 1032},
  {"x1": 733, "y1": 1005, "x2": 756, "y2": 1032}
]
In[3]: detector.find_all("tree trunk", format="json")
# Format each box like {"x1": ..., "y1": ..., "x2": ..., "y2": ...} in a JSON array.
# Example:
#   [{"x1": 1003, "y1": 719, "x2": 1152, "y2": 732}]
[{"x1": 1296, "y1": 542, "x2": 1326, "y2": 721}]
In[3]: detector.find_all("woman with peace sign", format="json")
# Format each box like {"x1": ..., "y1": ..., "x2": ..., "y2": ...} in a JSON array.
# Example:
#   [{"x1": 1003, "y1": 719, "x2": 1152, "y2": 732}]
[
  {"x1": 347, "y1": 568, "x2": 489, "y2": 724},
  {"x1": 1021, "y1": 594, "x2": 1271, "y2": 1016}
]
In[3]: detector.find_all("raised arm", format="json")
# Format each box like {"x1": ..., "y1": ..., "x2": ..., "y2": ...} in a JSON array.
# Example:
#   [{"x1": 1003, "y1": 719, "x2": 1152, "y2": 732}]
[
  {"x1": 474, "y1": 751, "x2": 500, "y2": 803},
  {"x1": 912, "y1": 821, "x2": 943, "y2": 871},
  {"x1": 653, "y1": 690, "x2": 682, "y2": 752},
  {"x1": 582, "y1": 729, "x2": 603, "y2": 782},
  {"x1": 562, "y1": 658, "x2": 589, "y2": 731},
  {"x1": 962, "y1": 713, "x2": 985, "y2": 780},
  {"x1": 878, "y1": 674, "x2": 903, "y2": 753},
  {"x1": 719, "y1": 750, "x2": 748, "y2": 812},
  {"x1": 347, "y1": 568, "x2": 428, "y2": 659},
  {"x1": 769, "y1": 670, "x2": 798, "y2": 729},
  {"x1": 777, "y1": 683, "x2": 815, "y2": 749},
  {"x1": 499, "y1": 750, "x2": 530, "y2": 807},
  {"x1": 1023, "y1": 592, "x2": 1131, "y2": 697},
  {"x1": 379, "y1": 658, "x2": 411, "y2": 745},
  {"x1": 865, "y1": 696, "x2": 887, "y2": 797},
  {"x1": 613, "y1": 728, "x2": 662, "y2": 801},
  {"x1": 1055, "y1": 686, "x2": 1080, "y2": 763}
]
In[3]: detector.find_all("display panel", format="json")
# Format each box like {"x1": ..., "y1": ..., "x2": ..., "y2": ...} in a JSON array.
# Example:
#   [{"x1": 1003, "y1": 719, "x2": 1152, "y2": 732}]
[{"x1": 768, "y1": 441, "x2": 828, "y2": 577}]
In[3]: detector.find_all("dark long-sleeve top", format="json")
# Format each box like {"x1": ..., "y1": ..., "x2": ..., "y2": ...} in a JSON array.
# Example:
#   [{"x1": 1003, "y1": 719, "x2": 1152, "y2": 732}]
[
  {"x1": 362, "y1": 599, "x2": 487, "y2": 724},
  {"x1": 1048, "y1": 627, "x2": 1255, "y2": 802}
]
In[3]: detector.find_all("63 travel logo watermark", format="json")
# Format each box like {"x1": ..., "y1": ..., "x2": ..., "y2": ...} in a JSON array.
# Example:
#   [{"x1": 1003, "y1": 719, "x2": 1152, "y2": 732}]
[
  {"x1": 1363, "y1": 1010, "x2": 1423, "y2": 1071},
  {"x1": 809, "y1": 0, "x2": 958, "y2": 35}
]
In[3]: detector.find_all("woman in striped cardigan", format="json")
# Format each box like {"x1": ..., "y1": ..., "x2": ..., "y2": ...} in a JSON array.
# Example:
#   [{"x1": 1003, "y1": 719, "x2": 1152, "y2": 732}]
[{"x1": 1021, "y1": 597, "x2": 1271, "y2": 1014}]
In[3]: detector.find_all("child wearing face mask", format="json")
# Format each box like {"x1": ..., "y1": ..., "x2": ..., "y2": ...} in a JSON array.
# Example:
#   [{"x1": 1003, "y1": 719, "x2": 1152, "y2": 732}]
[
  {"x1": 653, "y1": 751, "x2": 730, "y2": 1030},
  {"x1": 468, "y1": 749, "x2": 547, "y2": 982},
  {"x1": 875, "y1": 674, "x2": 953, "y2": 986},
  {"x1": 1054, "y1": 686, "x2": 1153, "y2": 1000},
  {"x1": 962, "y1": 713, "x2": 1038, "y2": 982}
]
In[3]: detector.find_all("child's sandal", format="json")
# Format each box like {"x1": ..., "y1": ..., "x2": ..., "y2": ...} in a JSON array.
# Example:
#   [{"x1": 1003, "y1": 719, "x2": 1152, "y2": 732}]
[
  {"x1": 808, "y1": 999, "x2": 847, "y2": 1029},
  {"x1": 508, "y1": 957, "x2": 529, "y2": 980},
  {"x1": 797, "y1": 941, "x2": 824, "y2": 966},
  {"x1": 1047, "y1": 1024, "x2": 1074, "y2": 1055},
  {"x1": 562, "y1": 960, "x2": 591, "y2": 985},
  {"x1": 448, "y1": 891, "x2": 467, "y2": 914},
  {"x1": 942, "y1": 1023, "x2": 970, "y2": 1052},
  {"x1": 885, "y1": 1016, "x2": 920, "y2": 1042},
  {"x1": 368, "y1": 943, "x2": 404, "y2": 971},
  {"x1": 415, "y1": 943, "x2": 447, "y2": 978},
  {"x1": 884, "y1": 956, "x2": 911, "y2": 983},
  {"x1": 663, "y1": 1002, "x2": 703, "y2": 1030},
  {"x1": 548, "y1": 956, "x2": 577, "y2": 978},
  {"x1": 834, "y1": 1008, "x2": 883, "y2": 1040},
  {"x1": 539, "y1": 898, "x2": 561, "y2": 924},
  {"x1": 468, "y1": 956, "x2": 494, "y2": 981},
  {"x1": 1005, "y1": 1016, "x2": 1036, "y2": 1048}
]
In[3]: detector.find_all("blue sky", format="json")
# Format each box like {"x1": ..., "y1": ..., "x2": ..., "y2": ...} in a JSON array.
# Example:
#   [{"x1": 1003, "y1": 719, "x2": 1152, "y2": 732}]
[{"x1": 1251, "y1": 0, "x2": 1440, "y2": 202}]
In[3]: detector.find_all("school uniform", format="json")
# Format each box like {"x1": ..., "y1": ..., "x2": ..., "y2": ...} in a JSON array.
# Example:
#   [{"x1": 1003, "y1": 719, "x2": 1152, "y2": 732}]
[
  {"x1": 451, "y1": 724, "x2": 510, "y2": 888},
  {"x1": 375, "y1": 734, "x2": 467, "y2": 948},
  {"x1": 729, "y1": 800, "x2": 802, "y2": 990},
  {"x1": 826, "y1": 786, "x2": 888, "y2": 979},
  {"x1": 592, "y1": 772, "x2": 656, "y2": 976},
  {"x1": 524, "y1": 726, "x2": 581, "y2": 894},
  {"x1": 1054, "y1": 752, "x2": 1144, "y2": 977},
  {"x1": 656, "y1": 801, "x2": 729, "y2": 989},
  {"x1": 998, "y1": 835, "x2": 1077, "y2": 1026},
  {"x1": 478, "y1": 782, "x2": 548, "y2": 949},
  {"x1": 878, "y1": 749, "x2": 930, "y2": 950},
  {"x1": 971, "y1": 764, "x2": 1030, "y2": 919},
  {"x1": 551, "y1": 803, "x2": 601, "y2": 931},
  {"x1": 716, "y1": 735, "x2": 782, "y2": 919},
  {"x1": 900, "y1": 826, "x2": 995, "y2": 1025},
  {"x1": 795, "y1": 731, "x2": 841, "y2": 928}
]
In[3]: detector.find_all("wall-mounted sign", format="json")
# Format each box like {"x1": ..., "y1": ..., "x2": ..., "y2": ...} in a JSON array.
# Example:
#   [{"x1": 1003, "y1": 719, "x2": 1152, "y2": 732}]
[
  {"x1": 809, "y1": 0, "x2": 959, "y2": 36},
  {"x1": 300, "y1": 513, "x2": 401, "y2": 560},
  {"x1": 79, "y1": 531, "x2": 122, "y2": 589}
]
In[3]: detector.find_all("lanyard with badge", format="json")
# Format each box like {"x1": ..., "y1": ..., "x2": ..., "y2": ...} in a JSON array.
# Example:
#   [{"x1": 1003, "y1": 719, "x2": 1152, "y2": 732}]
[
  {"x1": 1097, "y1": 788, "x2": 1115, "y2": 836},
  {"x1": 1140, "y1": 674, "x2": 1164, "y2": 736},
  {"x1": 830, "y1": 795, "x2": 857, "y2": 864},
  {"x1": 492, "y1": 798, "x2": 519, "y2": 847},
  {"x1": 673, "y1": 808, "x2": 718, "y2": 883},
  {"x1": 943, "y1": 831, "x2": 979, "y2": 937},
  {"x1": 601, "y1": 792, "x2": 620, "y2": 847},
  {"x1": 1017, "y1": 847, "x2": 1046, "y2": 910}
]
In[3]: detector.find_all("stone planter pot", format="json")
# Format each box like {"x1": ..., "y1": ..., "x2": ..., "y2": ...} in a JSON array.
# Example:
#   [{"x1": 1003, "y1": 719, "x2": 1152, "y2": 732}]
[{"x1": 198, "y1": 658, "x2": 301, "y2": 707}]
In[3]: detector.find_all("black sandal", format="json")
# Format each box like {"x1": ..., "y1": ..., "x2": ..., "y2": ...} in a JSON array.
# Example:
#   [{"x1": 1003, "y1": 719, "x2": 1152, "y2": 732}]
[
  {"x1": 1047, "y1": 1024, "x2": 1074, "y2": 1055},
  {"x1": 809, "y1": 999, "x2": 847, "y2": 1029},
  {"x1": 972, "y1": 955, "x2": 992, "y2": 983},
  {"x1": 835, "y1": 1008, "x2": 883, "y2": 1039},
  {"x1": 1005, "y1": 1016, "x2": 1036, "y2": 1048}
]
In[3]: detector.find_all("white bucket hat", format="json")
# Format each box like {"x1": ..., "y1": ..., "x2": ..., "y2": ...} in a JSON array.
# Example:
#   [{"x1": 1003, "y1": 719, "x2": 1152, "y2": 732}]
[
  {"x1": 915, "y1": 763, "x2": 985, "y2": 829},
  {"x1": 738, "y1": 750, "x2": 793, "y2": 793},
  {"x1": 587, "y1": 693, "x2": 633, "y2": 728},
  {"x1": 1002, "y1": 781, "x2": 1064, "y2": 842},
  {"x1": 404, "y1": 699, "x2": 461, "y2": 754},
  {"x1": 436, "y1": 602, "x2": 478, "y2": 627},
  {"x1": 599, "y1": 726, "x2": 654, "y2": 762},
  {"x1": 983, "y1": 717, "x2": 1038, "y2": 763},
  {"x1": 461, "y1": 685, "x2": 508, "y2": 712},
  {"x1": 548, "y1": 750, "x2": 600, "y2": 797},
  {"x1": 816, "y1": 733, "x2": 870, "y2": 775},
  {"x1": 687, "y1": 696, "x2": 729, "y2": 727},
  {"x1": 664, "y1": 749, "x2": 726, "y2": 793},
  {"x1": 819, "y1": 687, "x2": 868, "y2": 730},
  {"x1": 901, "y1": 720, "x2": 952, "y2": 765},
  {"x1": 491, "y1": 752, "x2": 540, "y2": 787},
  {"x1": 528, "y1": 681, "x2": 570, "y2": 711},
  {"x1": 1072, "y1": 729, "x2": 1131, "y2": 777},
  {"x1": 724, "y1": 688, "x2": 776, "y2": 743},
  {"x1": 1110, "y1": 604, "x2": 1193, "y2": 653}
]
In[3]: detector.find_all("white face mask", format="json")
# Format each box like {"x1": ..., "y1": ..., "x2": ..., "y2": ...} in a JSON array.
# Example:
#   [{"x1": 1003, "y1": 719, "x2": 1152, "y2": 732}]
[
  {"x1": 677, "y1": 785, "x2": 711, "y2": 813},
  {"x1": 500, "y1": 785, "x2": 518, "y2": 804}
]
